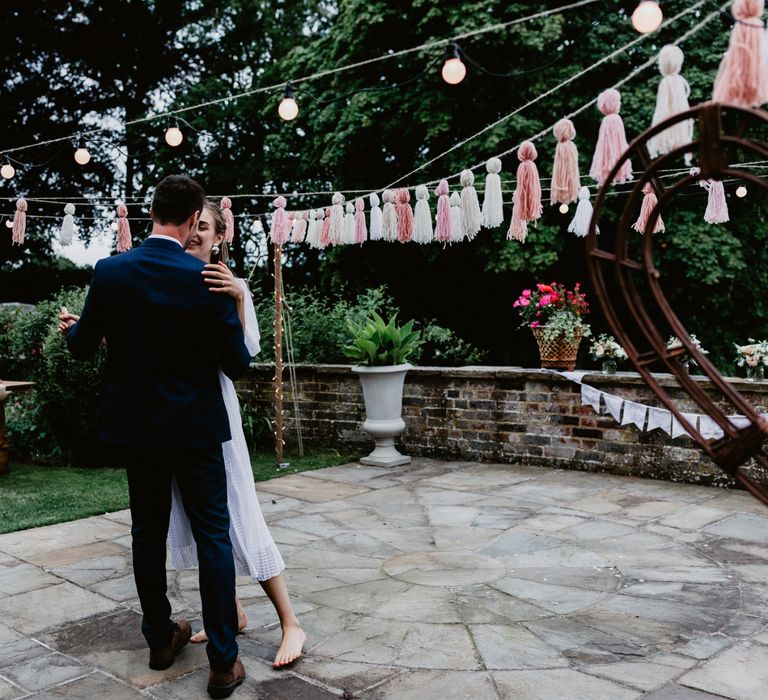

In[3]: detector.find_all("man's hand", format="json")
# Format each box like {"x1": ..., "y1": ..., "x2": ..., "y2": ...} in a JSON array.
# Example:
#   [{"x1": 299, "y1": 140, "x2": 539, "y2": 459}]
[{"x1": 58, "y1": 306, "x2": 80, "y2": 335}]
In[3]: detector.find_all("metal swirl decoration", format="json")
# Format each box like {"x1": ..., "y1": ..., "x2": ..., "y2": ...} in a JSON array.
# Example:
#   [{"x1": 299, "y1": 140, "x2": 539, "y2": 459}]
[{"x1": 587, "y1": 101, "x2": 768, "y2": 506}]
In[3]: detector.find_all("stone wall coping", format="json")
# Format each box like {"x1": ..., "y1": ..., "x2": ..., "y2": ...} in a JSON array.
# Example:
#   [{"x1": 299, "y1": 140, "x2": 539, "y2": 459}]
[{"x1": 248, "y1": 362, "x2": 765, "y2": 392}]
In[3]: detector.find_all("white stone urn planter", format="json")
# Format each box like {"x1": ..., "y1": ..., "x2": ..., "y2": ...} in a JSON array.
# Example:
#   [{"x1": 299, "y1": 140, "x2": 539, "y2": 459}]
[{"x1": 352, "y1": 363, "x2": 412, "y2": 467}]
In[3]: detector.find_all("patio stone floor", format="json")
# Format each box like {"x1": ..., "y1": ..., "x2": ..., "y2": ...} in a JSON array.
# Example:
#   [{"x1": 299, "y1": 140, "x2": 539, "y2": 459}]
[{"x1": 1, "y1": 458, "x2": 768, "y2": 698}]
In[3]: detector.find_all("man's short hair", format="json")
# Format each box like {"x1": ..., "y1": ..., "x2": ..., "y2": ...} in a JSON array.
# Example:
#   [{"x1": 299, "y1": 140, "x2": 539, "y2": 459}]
[{"x1": 151, "y1": 175, "x2": 206, "y2": 225}]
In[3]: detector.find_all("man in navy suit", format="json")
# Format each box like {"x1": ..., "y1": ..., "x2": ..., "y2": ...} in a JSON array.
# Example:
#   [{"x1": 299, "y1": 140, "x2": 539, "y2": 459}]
[{"x1": 61, "y1": 175, "x2": 250, "y2": 698}]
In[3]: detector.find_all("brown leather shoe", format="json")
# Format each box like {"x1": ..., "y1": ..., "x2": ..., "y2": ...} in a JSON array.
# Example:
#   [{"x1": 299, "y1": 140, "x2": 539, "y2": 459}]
[
  {"x1": 207, "y1": 657, "x2": 245, "y2": 698},
  {"x1": 148, "y1": 619, "x2": 192, "y2": 670}
]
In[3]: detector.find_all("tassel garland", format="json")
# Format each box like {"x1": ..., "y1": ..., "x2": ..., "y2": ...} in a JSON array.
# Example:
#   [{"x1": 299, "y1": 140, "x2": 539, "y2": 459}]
[
  {"x1": 551, "y1": 119, "x2": 580, "y2": 205},
  {"x1": 481, "y1": 158, "x2": 504, "y2": 228},
  {"x1": 12, "y1": 198, "x2": 27, "y2": 246},
  {"x1": 382, "y1": 189, "x2": 398, "y2": 241},
  {"x1": 269, "y1": 196, "x2": 289, "y2": 245},
  {"x1": 116, "y1": 204, "x2": 132, "y2": 252},
  {"x1": 221, "y1": 196, "x2": 235, "y2": 243},
  {"x1": 354, "y1": 198, "x2": 367, "y2": 244},
  {"x1": 412, "y1": 185, "x2": 433, "y2": 243},
  {"x1": 568, "y1": 186, "x2": 599, "y2": 237},
  {"x1": 434, "y1": 179, "x2": 452, "y2": 243},
  {"x1": 648, "y1": 45, "x2": 693, "y2": 158},
  {"x1": 590, "y1": 88, "x2": 633, "y2": 185},
  {"x1": 369, "y1": 193, "x2": 383, "y2": 240},
  {"x1": 712, "y1": 0, "x2": 768, "y2": 107},
  {"x1": 460, "y1": 169, "x2": 482, "y2": 239},
  {"x1": 450, "y1": 192, "x2": 464, "y2": 242},
  {"x1": 632, "y1": 183, "x2": 665, "y2": 234},
  {"x1": 329, "y1": 193, "x2": 344, "y2": 244},
  {"x1": 60, "y1": 203, "x2": 75, "y2": 246}
]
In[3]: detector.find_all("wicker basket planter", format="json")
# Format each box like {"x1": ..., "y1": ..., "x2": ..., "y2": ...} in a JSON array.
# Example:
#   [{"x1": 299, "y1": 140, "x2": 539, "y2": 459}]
[{"x1": 532, "y1": 326, "x2": 584, "y2": 371}]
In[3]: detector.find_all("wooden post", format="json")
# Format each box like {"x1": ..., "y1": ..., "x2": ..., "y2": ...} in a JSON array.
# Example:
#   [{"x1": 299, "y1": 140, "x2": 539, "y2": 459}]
[{"x1": 273, "y1": 243, "x2": 286, "y2": 466}]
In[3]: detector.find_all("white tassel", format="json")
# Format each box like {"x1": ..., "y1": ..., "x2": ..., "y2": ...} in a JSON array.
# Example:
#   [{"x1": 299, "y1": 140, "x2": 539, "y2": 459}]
[
  {"x1": 568, "y1": 186, "x2": 598, "y2": 237},
  {"x1": 450, "y1": 192, "x2": 464, "y2": 242},
  {"x1": 382, "y1": 189, "x2": 398, "y2": 241},
  {"x1": 305, "y1": 210, "x2": 318, "y2": 248},
  {"x1": 481, "y1": 158, "x2": 504, "y2": 228},
  {"x1": 342, "y1": 202, "x2": 356, "y2": 244},
  {"x1": 329, "y1": 193, "x2": 344, "y2": 244},
  {"x1": 648, "y1": 45, "x2": 693, "y2": 158},
  {"x1": 60, "y1": 203, "x2": 75, "y2": 246},
  {"x1": 412, "y1": 185, "x2": 433, "y2": 244},
  {"x1": 369, "y1": 193, "x2": 383, "y2": 240},
  {"x1": 460, "y1": 169, "x2": 482, "y2": 239}
]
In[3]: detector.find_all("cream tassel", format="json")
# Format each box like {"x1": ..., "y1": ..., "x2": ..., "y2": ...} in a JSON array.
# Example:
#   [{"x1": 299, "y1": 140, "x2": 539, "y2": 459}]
[
  {"x1": 460, "y1": 169, "x2": 482, "y2": 239},
  {"x1": 481, "y1": 158, "x2": 504, "y2": 229}
]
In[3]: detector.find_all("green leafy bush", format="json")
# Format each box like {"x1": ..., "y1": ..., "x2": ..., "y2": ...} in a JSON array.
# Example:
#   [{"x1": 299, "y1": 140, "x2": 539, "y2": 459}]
[
  {"x1": 4, "y1": 287, "x2": 106, "y2": 466},
  {"x1": 342, "y1": 312, "x2": 421, "y2": 366}
]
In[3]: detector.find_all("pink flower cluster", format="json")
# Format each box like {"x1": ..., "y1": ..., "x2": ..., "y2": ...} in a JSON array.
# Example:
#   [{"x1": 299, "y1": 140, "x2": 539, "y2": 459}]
[{"x1": 514, "y1": 281, "x2": 589, "y2": 328}]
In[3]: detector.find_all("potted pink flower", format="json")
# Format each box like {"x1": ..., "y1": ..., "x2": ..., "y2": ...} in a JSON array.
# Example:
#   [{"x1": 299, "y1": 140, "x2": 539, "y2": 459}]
[{"x1": 514, "y1": 282, "x2": 590, "y2": 370}]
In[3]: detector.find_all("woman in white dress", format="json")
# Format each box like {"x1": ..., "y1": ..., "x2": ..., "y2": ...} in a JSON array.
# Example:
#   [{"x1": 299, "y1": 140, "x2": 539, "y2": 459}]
[{"x1": 168, "y1": 199, "x2": 306, "y2": 668}]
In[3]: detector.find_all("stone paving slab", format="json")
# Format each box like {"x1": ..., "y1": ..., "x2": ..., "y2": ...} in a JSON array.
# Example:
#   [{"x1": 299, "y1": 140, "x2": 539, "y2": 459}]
[{"x1": 0, "y1": 458, "x2": 767, "y2": 698}]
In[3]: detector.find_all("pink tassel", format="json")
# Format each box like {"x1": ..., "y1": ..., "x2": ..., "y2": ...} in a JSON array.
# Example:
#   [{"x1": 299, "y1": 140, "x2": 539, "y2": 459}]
[
  {"x1": 270, "y1": 196, "x2": 289, "y2": 245},
  {"x1": 511, "y1": 141, "x2": 542, "y2": 222},
  {"x1": 396, "y1": 188, "x2": 413, "y2": 243},
  {"x1": 292, "y1": 211, "x2": 308, "y2": 242},
  {"x1": 551, "y1": 119, "x2": 581, "y2": 205},
  {"x1": 632, "y1": 183, "x2": 665, "y2": 234},
  {"x1": 702, "y1": 181, "x2": 730, "y2": 224},
  {"x1": 434, "y1": 179, "x2": 452, "y2": 243},
  {"x1": 354, "y1": 198, "x2": 367, "y2": 244},
  {"x1": 319, "y1": 207, "x2": 332, "y2": 248},
  {"x1": 116, "y1": 204, "x2": 132, "y2": 252},
  {"x1": 221, "y1": 196, "x2": 235, "y2": 243},
  {"x1": 713, "y1": 0, "x2": 768, "y2": 107},
  {"x1": 11, "y1": 198, "x2": 27, "y2": 246},
  {"x1": 507, "y1": 213, "x2": 529, "y2": 243},
  {"x1": 590, "y1": 89, "x2": 633, "y2": 185}
]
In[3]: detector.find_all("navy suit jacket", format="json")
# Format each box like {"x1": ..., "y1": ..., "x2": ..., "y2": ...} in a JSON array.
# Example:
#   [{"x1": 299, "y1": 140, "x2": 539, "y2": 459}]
[{"x1": 66, "y1": 237, "x2": 252, "y2": 449}]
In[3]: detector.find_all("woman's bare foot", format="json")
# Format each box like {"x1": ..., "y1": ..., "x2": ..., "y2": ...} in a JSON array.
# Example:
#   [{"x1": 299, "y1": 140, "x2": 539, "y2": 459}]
[
  {"x1": 273, "y1": 619, "x2": 306, "y2": 668},
  {"x1": 190, "y1": 598, "x2": 248, "y2": 643}
]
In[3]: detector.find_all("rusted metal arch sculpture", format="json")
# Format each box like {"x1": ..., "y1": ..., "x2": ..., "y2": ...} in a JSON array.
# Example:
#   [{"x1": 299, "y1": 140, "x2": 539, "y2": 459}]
[{"x1": 586, "y1": 102, "x2": 768, "y2": 506}]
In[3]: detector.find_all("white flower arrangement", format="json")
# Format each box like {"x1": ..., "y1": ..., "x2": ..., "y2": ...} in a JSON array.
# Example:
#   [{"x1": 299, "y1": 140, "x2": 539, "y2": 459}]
[
  {"x1": 735, "y1": 339, "x2": 768, "y2": 368},
  {"x1": 667, "y1": 334, "x2": 708, "y2": 367},
  {"x1": 589, "y1": 334, "x2": 627, "y2": 361}
]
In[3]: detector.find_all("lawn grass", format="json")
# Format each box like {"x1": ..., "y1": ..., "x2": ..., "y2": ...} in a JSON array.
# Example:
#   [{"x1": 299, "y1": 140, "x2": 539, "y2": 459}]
[{"x1": 0, "y1": 448, "x2": 357, "y2": 535}]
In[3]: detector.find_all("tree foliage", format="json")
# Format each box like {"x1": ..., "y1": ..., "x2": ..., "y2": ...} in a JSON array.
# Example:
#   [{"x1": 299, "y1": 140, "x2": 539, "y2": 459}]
[{"x1": 2, "y1": 1, "x2": 768, "y2": 370}]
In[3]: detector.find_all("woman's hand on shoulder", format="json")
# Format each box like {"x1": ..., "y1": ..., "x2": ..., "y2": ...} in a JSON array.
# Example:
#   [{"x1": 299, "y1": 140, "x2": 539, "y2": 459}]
[{"x1": 202, "y1": 261, "x2": 243, "y2": 302}]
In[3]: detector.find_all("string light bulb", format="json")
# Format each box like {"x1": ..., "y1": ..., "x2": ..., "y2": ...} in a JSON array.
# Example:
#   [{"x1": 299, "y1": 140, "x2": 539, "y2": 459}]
[
  {"x1": 559, "y1": 203, "x2": 569, "y2": 214},
  {"x1": 632, "y1": 1, "x2": 663, "y2": 33},
  {"x1": 74, "y1": 138, "x2": 91, "y2": 165},
  {"x1": 736, "y1": 185, "x2": 748, "y2": 198},
  {"x1": 4, "y1": 218, "x2": 12, "y2": 228},
  {"x1": 1, "y1": 161, "x2": 15, "y2": 179},
  {"x1": 165, "y1": 121, "x2": 183, "y2": 147},
  {"x1": 278, "y1": 85, "x2": 299, "y2": 121},
  {"x1": 441, "y1": 43, "x2": 467, "y2": 85}
]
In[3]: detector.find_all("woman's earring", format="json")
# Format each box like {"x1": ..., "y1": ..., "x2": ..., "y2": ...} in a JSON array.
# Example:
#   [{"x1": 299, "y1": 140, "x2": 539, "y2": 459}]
[{"x1": 212, "y1": 244, "x2": 220, "y2": 255}]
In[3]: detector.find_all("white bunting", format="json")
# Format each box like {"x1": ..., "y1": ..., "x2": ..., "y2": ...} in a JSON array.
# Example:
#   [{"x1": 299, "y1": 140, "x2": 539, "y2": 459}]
[
  {"x1": 603, "y1": 394, "x2": 624, "y2": 422},
  {"x1": 671, "y1": 412, "x2": 698, "y2": 439},
  {"x1": 699, "y1": 416, "x2": 725, "y2": 441},
  {"x1": 621, "y1": 400, "x2": 648, "y2": 431},
  {"x1": 647, "y1": 407, "x2": 672, "y2": 434},
  {"x1": 581, "y1": 385, "x2": 602, "y2": 413}
]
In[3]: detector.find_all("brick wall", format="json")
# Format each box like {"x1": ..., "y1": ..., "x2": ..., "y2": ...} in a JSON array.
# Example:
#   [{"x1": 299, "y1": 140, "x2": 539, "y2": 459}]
[{"x1": 236, "y1": 365, "x2": 768, "y2": 487}]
